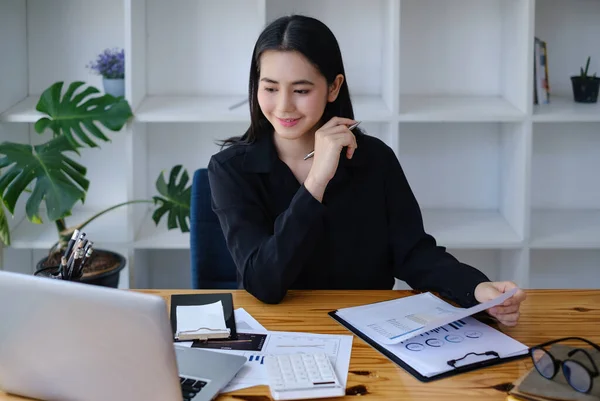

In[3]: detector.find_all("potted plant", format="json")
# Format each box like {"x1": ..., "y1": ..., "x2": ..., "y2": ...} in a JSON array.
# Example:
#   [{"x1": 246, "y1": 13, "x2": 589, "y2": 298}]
[
  {"x1": 0, "y1": 81, "x2": 191, "y2": 287},
  {"x1": 571, "y1": 56, "x2": 600, "y2": 103},
  {"x1": 87, "y1": 48, "x2": 125, "y2": 98}
]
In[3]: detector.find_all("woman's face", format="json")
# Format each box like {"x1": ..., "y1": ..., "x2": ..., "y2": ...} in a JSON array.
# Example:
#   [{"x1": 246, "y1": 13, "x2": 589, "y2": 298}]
[{"x1": 257, "y1": 50, "x2": 342, "y2": 141}]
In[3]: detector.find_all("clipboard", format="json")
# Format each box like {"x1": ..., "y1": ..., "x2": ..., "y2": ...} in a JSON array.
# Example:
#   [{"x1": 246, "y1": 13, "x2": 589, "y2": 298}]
[
  {"x1": 329, "y1": 310, "x2": 529, "y2": 382},
  {"x1": 170, "y1": 293, "x2": 237, "y2": 343}
]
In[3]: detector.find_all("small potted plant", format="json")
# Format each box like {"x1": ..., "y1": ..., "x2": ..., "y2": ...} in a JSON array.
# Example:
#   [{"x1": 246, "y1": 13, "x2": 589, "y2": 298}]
[
  {"x1": 87, "y1": 48, "x2": 125, "y2": 98},
  {"x1": 571, "y1": 56, "x2": 599, "y2": 103},
  {"x1": 0, "y1": 81, "x2": 191, "y2": 288}
]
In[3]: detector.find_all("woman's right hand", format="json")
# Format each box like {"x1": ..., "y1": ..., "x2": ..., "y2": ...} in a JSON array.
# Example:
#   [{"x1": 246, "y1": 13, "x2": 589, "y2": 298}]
[{"x1": 304, "y1": 117, "x2": 358, "y2": 202}]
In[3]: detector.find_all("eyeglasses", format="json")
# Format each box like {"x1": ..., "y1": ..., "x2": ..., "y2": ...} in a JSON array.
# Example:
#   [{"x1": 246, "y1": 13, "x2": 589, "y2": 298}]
[{"x1": 530, "y1": 336, "x2": 600, "y2": 394}]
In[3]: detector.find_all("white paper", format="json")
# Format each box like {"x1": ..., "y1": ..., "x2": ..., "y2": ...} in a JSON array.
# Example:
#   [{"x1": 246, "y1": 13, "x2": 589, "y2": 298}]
[
  {"x1": 175, "y1": 307, "x2": 267, "y2": 348},
  {"x1": 336, "y1": 288, "x2": 517, "y2": 345},
  {"x1": 233, "y1": 308, "x2": 268, "y2": 332},
  {"x1": 175, "y1": 301, "x2": 228, "y2": 336},
  {"x1": 378, "y1": 315, "x2": 529, "y2": 378},
  {"x1": 215, "y1": 330, "x2": 353, "y2": 393}
]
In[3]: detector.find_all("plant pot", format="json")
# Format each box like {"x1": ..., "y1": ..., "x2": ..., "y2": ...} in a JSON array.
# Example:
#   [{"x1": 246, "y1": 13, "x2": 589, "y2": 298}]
[
  {"x1": 102, "y1": 77, "x2": 125, "y2": 98},
  {"x1": 570, "y1": 76, "x2": 600, "y2": 103},
  {"x1": 35, "y1": 249, "x2": 126, "y2": 288}
]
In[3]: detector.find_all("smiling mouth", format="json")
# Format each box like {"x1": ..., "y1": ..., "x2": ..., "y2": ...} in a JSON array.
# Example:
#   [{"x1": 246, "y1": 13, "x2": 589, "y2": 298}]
[{"x1": 277, "y1": 117, "x2": 301, "y2": 127}]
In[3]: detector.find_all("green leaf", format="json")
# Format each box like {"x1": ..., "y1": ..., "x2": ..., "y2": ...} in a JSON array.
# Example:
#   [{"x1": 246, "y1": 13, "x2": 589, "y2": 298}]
[
  {"x1": 151, "y1": 165, "x2": 191, "y2": 233},
  {"x1": 0, "y1": 135, "x2": 89, "y2": 224},
  {"x1": 0, "y1": 198, "x2": 10, "y2": 246},
  {"x1": 34, "y1": 81, "x2": 133, "y2": 149}
]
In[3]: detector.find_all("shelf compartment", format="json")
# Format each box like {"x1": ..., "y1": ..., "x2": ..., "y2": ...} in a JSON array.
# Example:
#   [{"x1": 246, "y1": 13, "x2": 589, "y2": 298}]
[
  {"x1": 0, "y1": 96, "x2": 43, "y2": 123},
  {"x1": 130, "y1": 0, "x2": 265, "y2": 115},
  {"x1": 131, "y1": 122, "x2": 247, "y2": 248},
  {"x1": 422, "y1": 209, "x2": 522, "y2": 249},
  {"x1": 29, "y1": 0, "x2": 123, "y2": 98},
  {"x1": 533, "y1": 96, "x2": 600, "y2": 123},
  {"x1": 0, "y1": 0, "x2": 27, "y2": 115},
  {"x1": 398, "y1": 122, "x2": 528, "y2": 248},
  {"x1": 134, "y1": 211, "x2": 190, "y2": 249},
  {"x1": 9, "y1": 207, "x2": 131, "y2": 249},
  {"x1": 531, "y1": 123, "x2": 600, "y2": 247},
  {"x1": 399, "y1": 0, "x2": 530, "y2": 118},
  {"x1": 531, "y1": 209, "x2": 600, "y2": 249},
  {"x1": 533, "y1": 0, "x2": 600, "y2": 120},
  {"x1": 530, "y1": 249, "x2": 600, "y2": 289},
  {"x1": 265, "y1": 0, "x2": 397, "y2": 117},
  {"x1": 398, "y1": 95, "x2": 525, "y2": 122},
  {"x1": 532, "y1": 124, "x2": 600, "y2": 210},
  {"x1": 445, "y1": 248, "x2": 528, "y2": 287}
]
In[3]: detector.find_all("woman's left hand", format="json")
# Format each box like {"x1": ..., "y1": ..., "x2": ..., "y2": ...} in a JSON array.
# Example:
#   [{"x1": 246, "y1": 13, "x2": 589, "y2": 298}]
[{"x1": 474, "y1": 281, "x2": 527, "y2": 327}]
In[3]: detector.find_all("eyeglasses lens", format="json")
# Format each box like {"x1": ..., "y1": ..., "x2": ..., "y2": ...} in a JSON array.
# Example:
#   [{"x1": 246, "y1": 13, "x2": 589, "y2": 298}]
[
  {"x1": 532, "y1": 348, "x2": 555, "y2": 378},
  {"x1": 562, "y1": 360, "x2": 591, "y2": 393}
]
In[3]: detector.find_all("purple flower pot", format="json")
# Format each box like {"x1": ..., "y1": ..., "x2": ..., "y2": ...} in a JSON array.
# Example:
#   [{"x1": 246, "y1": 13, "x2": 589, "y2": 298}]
[{"x1": 102, "y1": 78, "x2": 125, "y2": 98}]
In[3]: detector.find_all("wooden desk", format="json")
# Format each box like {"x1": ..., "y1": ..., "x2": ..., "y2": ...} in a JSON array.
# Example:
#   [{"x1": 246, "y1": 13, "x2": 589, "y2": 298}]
[{"x1": 1, "y1": 289, "x2": 598, "y2": 400}]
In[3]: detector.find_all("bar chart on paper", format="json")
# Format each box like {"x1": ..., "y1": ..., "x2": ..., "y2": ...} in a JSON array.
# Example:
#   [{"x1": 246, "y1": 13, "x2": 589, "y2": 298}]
[{"x1": 379, "y1": 316, "x2": 528, "y2": 378}]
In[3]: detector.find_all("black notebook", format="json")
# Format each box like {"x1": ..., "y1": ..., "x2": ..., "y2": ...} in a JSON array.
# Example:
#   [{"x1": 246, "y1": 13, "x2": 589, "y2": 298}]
[{"x1": 170, "y1": 293, "x2": 237, "y2": 343}]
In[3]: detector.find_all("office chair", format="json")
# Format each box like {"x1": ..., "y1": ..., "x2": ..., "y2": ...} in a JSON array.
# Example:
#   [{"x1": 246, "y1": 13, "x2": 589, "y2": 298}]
[{"x1": 190, "y1": 168, "x2": 238, "y2": 289}]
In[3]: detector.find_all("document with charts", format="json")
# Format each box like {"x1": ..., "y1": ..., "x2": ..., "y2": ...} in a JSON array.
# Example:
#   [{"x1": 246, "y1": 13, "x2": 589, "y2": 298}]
[
  {"x1": 330, "y1": 289, "x2": 529, "y2": 380},
  {"x1": 335, "y1": 288, "x2": 518, "y2": 345}
]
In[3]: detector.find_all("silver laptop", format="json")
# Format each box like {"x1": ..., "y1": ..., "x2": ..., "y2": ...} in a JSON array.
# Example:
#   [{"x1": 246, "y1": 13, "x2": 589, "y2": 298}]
[{"x1": 0, "y1": 270, "x2": 246, "y2": 401}]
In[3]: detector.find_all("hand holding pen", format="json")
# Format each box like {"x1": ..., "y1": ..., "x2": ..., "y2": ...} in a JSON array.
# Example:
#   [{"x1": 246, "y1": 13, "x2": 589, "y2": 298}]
[{"x1": 303, "y1": 118, "x2": 360, "y2": 202}]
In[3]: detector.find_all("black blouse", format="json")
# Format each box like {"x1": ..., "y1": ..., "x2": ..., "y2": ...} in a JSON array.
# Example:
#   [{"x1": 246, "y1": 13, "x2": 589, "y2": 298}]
[{"x1": 208, "y1": 131, "x2": 490, "y2": 305}]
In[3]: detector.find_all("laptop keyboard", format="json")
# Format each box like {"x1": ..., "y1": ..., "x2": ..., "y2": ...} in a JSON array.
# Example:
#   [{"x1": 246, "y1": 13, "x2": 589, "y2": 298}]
[{"x1": 179, "y1": 376, "x2": 207, "y2": 400}]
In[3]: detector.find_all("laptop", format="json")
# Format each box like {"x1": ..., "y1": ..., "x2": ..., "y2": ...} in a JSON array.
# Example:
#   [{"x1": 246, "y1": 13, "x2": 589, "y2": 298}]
[{"x1": 0, "y1": 270, "x2": 246, "y2": 401}]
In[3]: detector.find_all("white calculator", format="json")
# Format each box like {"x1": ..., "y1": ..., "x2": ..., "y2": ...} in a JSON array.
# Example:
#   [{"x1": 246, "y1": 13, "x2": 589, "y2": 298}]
[{"x1": 264, "y1": 352, "x2": 345, "y2": 400}]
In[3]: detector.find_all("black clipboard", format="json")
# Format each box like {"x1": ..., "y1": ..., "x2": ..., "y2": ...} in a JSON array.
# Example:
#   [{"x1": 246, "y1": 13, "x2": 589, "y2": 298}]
[
  {"x1": 170, "y1": 293, "x2": 237, "y2": 343},
  {"x1": 328, "y1": 310, "x2": 528, "y2": 382}
]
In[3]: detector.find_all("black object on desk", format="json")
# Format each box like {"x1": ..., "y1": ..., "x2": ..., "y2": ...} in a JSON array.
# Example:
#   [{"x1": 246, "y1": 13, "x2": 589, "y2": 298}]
[{"x1": 170, "y1": 293, "x2": 238, "y2": 343}]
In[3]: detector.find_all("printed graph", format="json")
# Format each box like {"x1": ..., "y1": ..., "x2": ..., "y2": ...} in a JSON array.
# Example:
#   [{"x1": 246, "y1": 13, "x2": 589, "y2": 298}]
[{"x1": 402, "y1": 318, "x2": 484, "y2": 351}]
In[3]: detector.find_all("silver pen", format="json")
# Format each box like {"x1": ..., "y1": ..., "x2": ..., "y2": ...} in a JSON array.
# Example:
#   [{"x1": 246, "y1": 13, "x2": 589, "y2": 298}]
[{"x1": 303, "y1": 121, "x2": 361, "y2": 160}]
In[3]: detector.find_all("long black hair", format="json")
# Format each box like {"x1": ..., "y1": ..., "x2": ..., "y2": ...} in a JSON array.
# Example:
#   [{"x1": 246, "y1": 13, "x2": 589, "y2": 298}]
[{"x1": 221, "y1": 14, "x2": 356, "y2": 147}]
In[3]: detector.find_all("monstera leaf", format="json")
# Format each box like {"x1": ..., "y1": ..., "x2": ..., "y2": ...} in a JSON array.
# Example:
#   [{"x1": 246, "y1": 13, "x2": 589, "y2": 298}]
[
  {"x1": 0, "y1": 199, "x2": 9, "y2": 246},
  {"x1": 34, "y1": 81, "x2": 133, "y2": 149},
  {"x1": 152, "y1": 165, "x2": 191, "y2": 232},
  {"x1": 0, "y1": 135, "x2": 89, "y2": 224}
]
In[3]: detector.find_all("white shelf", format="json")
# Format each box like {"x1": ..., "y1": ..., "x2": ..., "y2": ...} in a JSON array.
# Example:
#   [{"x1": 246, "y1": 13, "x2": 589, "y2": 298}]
[
  {"x1": 399, "y1": 96, "x2": 525, "y2": 122},
  {"x1": 134, "y1": 211, "x2": 189, "y2": 249},
  {"x1": 422, "y1": 209, "x2": 522, "y2": 249},
  {"x1": 1, "y1": 0, "x2": 600, "y2": 289},
  {"x1": 531, "y1": 209, "x2": 600, "y2": 249},
  {"x1": 533, "y1": 96, "x2": 600, "y2": 122},
  {"x1": 9, "y1": 207, "x2": 131, "y2": 250},
  {"x1": 135, "y1": 96, "x2": 250, "y2": 122},
  {"x1": 0, "y1": 96, "x2": 43, "y2": 122},
  {"x1": 134, "y1": 94, "x2": 392, "y2": 123}
]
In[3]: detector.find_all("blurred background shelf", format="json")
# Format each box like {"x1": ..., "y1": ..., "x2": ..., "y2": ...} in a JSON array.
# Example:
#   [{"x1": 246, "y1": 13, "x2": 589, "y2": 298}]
[{"x1": 1, "y1": 0, "x2": 599, "y2": 290}]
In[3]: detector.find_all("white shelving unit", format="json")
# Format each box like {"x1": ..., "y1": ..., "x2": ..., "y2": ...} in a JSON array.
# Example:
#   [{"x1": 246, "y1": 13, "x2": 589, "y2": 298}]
[{"x1": 1, "y1": 0, "x2": 599, "y2": 290}]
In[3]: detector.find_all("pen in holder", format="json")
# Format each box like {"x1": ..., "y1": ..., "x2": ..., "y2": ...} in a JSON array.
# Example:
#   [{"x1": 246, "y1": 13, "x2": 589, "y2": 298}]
[{"x1": 34, "y1": 230, "x2": 95, "y2": 282}]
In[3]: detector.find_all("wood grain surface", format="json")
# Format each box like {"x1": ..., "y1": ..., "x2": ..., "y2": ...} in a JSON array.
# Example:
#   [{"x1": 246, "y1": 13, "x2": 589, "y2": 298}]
[{"x1": 1, "y1": 289, "x2": 598, "y2": 401}]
